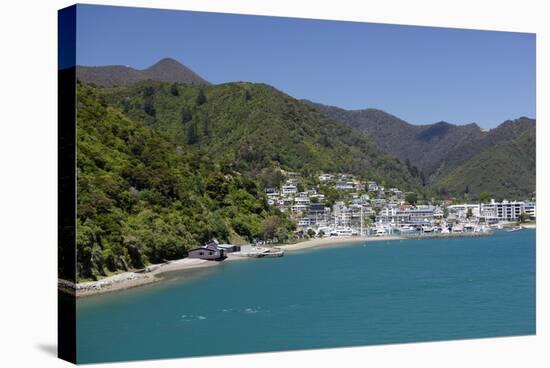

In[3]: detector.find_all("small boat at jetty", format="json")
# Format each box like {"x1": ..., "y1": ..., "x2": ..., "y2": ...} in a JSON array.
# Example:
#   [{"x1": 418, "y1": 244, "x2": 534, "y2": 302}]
[
  {"x1": 329, "y1": 228, "x2": 354, "y2": 237},
  {"x1": 421, "y1": 226, "x2": 435, "y2": 233},
  {"x1": 398, "y1": 225, "x2": 416, "y2": 234}
]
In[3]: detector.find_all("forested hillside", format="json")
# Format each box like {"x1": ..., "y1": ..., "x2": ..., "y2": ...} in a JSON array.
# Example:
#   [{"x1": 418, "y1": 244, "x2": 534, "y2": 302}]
[
  {"x1": 76, "y1": 83, "x2": 294, "y2": 280},
  {"x1": 303, "y1": 101, "x2": 486, "y2": 178},
  {"x1": 97, "y1": 81, "x2": 420, "y2": 190},
  {"x1": 435, "y1": 128, "x2": 536, "y2": 200},
  {"x1": 305, "y1": 100, "x2": 535, "y2": 199},
  {"x1": 431, "y1": 117, "x2": 535, "y2": 179}
]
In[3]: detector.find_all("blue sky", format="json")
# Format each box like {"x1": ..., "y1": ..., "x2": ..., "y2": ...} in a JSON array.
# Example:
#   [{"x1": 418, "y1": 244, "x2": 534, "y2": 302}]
[{"x1": 75, "y1": 4, "x2": 535, "y2": 129}]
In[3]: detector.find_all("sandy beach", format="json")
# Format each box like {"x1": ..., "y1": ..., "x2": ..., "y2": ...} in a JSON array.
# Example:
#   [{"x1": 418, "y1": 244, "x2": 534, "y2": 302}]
[
  {"x1": 278, "y1": 235, "x2": 404, "y2": 251},
  {"x1": 522, "y1": 223, "x2": 536, "y2": 229}
]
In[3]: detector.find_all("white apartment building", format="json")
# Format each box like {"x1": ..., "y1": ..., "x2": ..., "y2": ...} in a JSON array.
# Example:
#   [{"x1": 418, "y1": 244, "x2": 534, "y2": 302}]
[
  {"x1": 481, "y1": 200, "x2": 529, "y2": 221},
  {"x1": 524, "y1": 202, "x2": 536, "y2": 219},
  {"x1": 448, "y1": 200, "x2": 535, "y2": 222}
]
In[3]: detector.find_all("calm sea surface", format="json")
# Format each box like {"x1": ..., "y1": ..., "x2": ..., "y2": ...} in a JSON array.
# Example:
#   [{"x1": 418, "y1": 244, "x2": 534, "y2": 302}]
[{"x1": 76, "y1": 230, "x2": 535, "y2": 364}]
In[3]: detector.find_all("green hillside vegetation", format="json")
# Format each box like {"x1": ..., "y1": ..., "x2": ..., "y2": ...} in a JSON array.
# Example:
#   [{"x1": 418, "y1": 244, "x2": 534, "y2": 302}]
[
  {"x1": 303, "y1": 101, "x2": 486, "y2": 180},
  {"x1": 305, "y1": 100, "x2": 535, "y2": 199},
  {"x1": 434, "y1": 128, "x2": 536, "y2": 200},
  {"x1": 76, "y1": 83, "x2": 294, "y2": 281},
  {"x1": 430, "y1": 117, "x2": 535, "y2": 178},
  {"x1": 97, "y1": 81, "x2": 420, "y2": 190}
]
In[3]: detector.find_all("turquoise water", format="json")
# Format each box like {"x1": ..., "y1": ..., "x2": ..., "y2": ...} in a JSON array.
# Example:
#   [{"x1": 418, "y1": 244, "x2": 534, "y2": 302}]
[{"x1": 76, "y1": 230, "x2": 535, "y2": 364}]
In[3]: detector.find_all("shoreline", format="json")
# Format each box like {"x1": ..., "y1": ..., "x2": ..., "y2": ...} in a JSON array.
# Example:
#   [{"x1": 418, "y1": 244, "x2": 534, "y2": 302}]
[
  {"x1": 278, "y1": 235, "x2": 403, "y2": 251},
  {"x1": 63, "y1": 255, "x2": 247, "y2": 299},
  {"x1": 64, "y1": 228, "x2": 534, "y2": 298}
]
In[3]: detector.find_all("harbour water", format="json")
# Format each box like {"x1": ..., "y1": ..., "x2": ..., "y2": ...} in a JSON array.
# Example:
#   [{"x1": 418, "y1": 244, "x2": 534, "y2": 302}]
[{"x1": 76, "y1": 230, "x2": 535, "y2": 364}]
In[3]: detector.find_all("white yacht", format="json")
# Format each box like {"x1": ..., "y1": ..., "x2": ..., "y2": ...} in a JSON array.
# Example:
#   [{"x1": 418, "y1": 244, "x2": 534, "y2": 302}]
[
  {"x1": 398, "y1": 225, "x2": 416, "y2": 234},
  {"x1": 330, "y1": 228, "x2": 354, "y2": 237},
  {"x1": 421, "y1": 226, "x2": 435, "y2": 233}
]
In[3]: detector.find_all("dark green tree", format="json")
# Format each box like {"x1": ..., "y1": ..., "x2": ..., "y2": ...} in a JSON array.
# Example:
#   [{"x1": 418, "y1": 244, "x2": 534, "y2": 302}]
[
  {"x1": 405, "y1": 192, "x2": 418, "y2": 206},
  {"x1": 170, "y1": 83, "x2": 180, "y2": 96},
  {"x1": 517, "y1": 212, "x2": 528, "y2": 224},
  {"x1": 143, "y1": 100, "x2": 156, "y2": 117},
  {"x1": 196, "y1": 89, "x2": 207, "y2": 106},
  {"x1": 143, "y1": 86, "x2": 155, "y2": 97},
  {"x1": 419, "y1": 171, "x2": 426, "y2": 186},
  {"x1": 181, "y1": 106, "x2": 192, "y2": 124},
  {"x1": 479, "y1": 192, "x2": 491, "y2": 203},
  {"x1": 187, "y1": 122, "x2": 198, "y2": 144}
]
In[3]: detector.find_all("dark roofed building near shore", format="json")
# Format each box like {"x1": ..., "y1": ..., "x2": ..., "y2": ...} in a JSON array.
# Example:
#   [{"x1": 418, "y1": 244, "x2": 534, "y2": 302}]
[{"x1": 187, "y1": 240, "x2": 228, "y2": 261}]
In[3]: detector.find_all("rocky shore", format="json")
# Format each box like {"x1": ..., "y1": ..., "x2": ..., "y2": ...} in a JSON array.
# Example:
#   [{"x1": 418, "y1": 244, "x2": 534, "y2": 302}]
[{"x1": 60, "y1": 257, "x2": 232, "y2": 298}]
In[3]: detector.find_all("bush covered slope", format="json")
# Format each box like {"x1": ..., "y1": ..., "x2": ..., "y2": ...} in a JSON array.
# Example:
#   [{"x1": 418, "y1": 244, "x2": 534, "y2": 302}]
[
  {"x1": 303, "y1": 101, "x2": 486, "y2": 179},
  {"x1": 98, "y1": 81, "x2": 420, "y2": 190},
  {"x1": 431, "y1": 117, "x2": 535, "y2": 179},
  {"x1": 434, "y1": 128, "x2": 536, "y2": 200},
  {"x1": 305, "y1": 100, "x2": 535, "y2": 199},
  {"x1": 76, "y1": 83, "x2": 294, "y2": 280}
]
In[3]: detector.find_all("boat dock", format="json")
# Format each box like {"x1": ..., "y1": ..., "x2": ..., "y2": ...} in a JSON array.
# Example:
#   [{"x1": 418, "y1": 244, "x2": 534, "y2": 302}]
[
  {"x1": 400, "y1": 231, "x2": 494, "y2": 240},
  {"x1": 231, "y1": 245, "x2": 284, "y2": 258}
]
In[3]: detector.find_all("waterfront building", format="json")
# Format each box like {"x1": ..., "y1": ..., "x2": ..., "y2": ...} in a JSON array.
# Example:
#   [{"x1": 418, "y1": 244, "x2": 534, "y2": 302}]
[
  {"x1": 409, "y1": 205, "x2": 436, "y2": 223},
  {"x1": 524, "y1": 202, "x2": 536, "y2": 219},
  {"x1": 448, "y1": 203, "x2": 481, "y2": 219},
  {"x1": 188, "y1": 241, "x2": 227, "y2": 261},
  {"x1": 217, "y1": 243, "x2": 241, "y2": 253},
  {"x1": 481, "y1": 199, "x2": 527, "y2": 221},
  {"x1": 376, "y1": 205, "x2": 435, "y2": 225}
]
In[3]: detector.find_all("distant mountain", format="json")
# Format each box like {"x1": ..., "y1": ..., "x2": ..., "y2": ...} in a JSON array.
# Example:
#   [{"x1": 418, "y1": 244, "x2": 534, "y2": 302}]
[
  {"x1": 76, "y1": 58, "x2": 209, "y2": 86},
  {"x1": 431, "y1": 117, "x2": 535, "y2": 179},
  {"x1": 305, "y1": 100, "x2": 535, "y2": 198},
  {"x1": 303, "y1": 101, "x2": 486, "y2": 179},
  {"x1": 435, "y1": 127, "x2": 536, "y2": 200}
]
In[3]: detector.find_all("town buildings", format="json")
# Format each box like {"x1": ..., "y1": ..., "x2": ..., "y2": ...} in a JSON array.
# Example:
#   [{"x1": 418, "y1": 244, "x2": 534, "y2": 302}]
[{"x1": 265, "y1": 171, "x2": 535, "y2": 236}]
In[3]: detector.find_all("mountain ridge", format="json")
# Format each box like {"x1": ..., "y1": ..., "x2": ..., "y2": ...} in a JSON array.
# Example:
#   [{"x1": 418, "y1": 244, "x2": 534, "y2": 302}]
[
  {"x1": 76, "y1": 58, "x2": 209, "y2": 86},
  {"x1": 304, "y1": 99, "x2": 535, "y2": 199}
]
